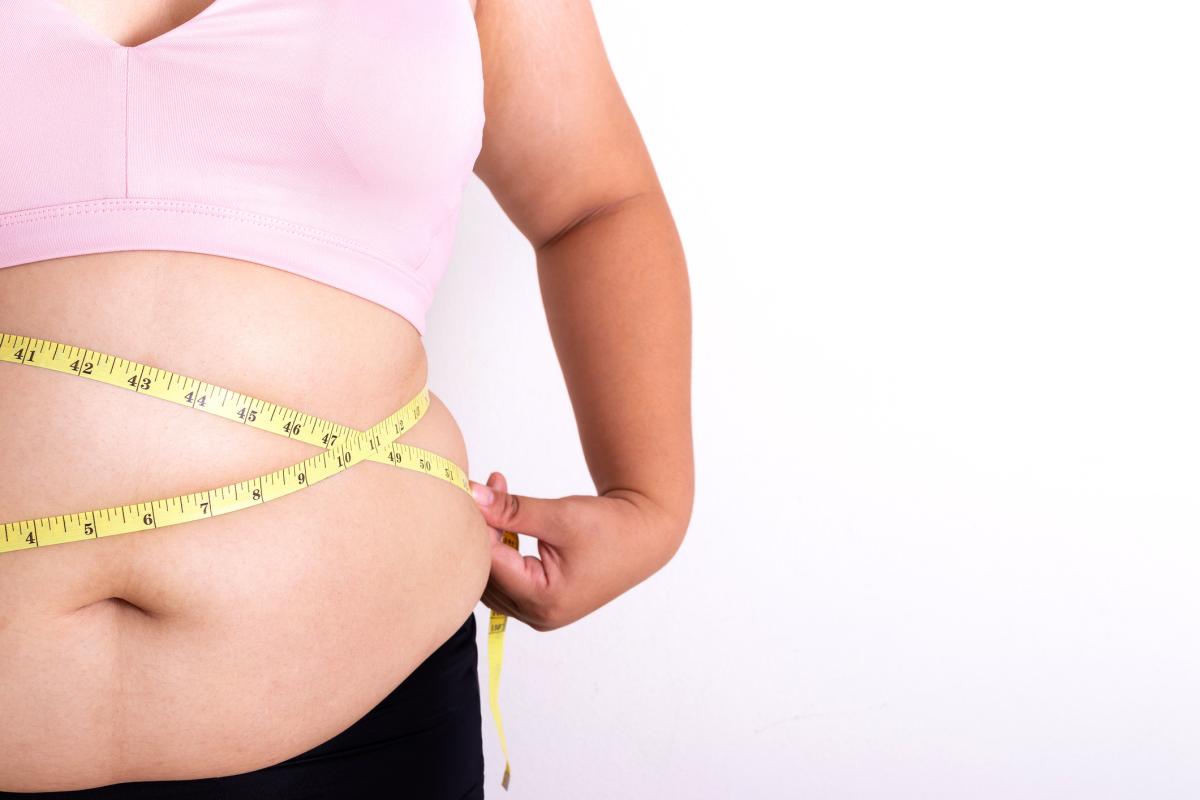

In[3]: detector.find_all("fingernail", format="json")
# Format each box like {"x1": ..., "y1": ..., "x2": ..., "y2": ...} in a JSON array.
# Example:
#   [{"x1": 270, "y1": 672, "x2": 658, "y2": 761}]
[{"x1": 472, "y1": 483, "x2": 495, "y2": 506}]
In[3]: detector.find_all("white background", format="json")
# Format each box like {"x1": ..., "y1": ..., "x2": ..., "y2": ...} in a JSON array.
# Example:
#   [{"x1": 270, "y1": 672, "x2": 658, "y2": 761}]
[{"x1": 428, "y1": 1, "x2": 1200, "y2": 797}]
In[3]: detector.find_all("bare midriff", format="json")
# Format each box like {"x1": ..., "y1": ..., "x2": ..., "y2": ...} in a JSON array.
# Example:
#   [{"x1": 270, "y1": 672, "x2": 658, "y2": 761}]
[{"x1": 0, "y1": 251, "x2": 492, "y2": 792}]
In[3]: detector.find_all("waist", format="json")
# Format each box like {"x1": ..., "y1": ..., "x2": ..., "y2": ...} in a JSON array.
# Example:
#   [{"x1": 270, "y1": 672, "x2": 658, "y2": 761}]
[{"x1": 0, "y1": 251, "x2": 492, "y2": 790}]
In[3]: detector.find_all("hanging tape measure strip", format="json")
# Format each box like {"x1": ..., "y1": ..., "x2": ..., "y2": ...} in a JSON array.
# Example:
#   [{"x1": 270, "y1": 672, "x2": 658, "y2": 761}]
[{"x1": 0, "y1": 331, "x2": 517, "y2": 789}]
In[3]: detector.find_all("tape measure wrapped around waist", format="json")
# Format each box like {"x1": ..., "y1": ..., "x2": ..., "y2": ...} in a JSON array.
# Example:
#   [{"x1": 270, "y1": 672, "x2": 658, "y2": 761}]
[{"x1": 0, "y1": 332, "x2": 518, "y2": 789}]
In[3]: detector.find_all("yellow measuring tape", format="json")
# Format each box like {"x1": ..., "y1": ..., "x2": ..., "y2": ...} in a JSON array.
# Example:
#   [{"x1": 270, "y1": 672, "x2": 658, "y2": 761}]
[{"x1": 0, "y1": 331, "x2": 515, "y2": 789}]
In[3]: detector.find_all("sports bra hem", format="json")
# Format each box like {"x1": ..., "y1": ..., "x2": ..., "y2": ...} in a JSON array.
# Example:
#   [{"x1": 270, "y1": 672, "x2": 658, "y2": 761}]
[{"x1": 0, "y1": 197, "x2": 436, "y2": 336}]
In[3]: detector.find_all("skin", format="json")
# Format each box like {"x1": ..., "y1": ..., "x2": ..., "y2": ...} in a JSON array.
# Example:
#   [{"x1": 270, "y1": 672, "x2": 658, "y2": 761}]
[
  {"x1": 0, "y1": 0, "x2": 692, "y2": 788},
  {"x1": 92, "y1": 0, "x2": 698, "y2": 631},
  {"x1": 469, "y1": 0, "x2": 695, "y2": 631}
]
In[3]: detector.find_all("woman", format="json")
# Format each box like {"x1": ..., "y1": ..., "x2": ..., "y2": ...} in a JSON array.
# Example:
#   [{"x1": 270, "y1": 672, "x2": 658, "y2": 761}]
[{"x1": 0, "y1": 0, "x2": 693, "y2": 797}]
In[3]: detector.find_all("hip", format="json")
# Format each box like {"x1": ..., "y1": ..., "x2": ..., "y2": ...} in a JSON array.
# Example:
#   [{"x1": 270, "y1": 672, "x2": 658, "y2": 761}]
[
  {"x1": 0, "y1": 613, "x2": 487, "y2": 799},
  {"x1": 0, "y1": 251, "x2": 491, "y2": 791}
]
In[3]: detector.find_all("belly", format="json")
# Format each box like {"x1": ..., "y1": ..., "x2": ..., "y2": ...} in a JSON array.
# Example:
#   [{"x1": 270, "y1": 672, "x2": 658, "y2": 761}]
[{"x1": 0, "y1": 252, "x2": 491, "y2": 792}]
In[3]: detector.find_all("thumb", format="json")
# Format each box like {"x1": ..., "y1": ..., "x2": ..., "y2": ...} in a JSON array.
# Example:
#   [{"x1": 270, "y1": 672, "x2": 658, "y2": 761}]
[{"x1": 470, "y1": 470, "x2": 574, "y2": 545}]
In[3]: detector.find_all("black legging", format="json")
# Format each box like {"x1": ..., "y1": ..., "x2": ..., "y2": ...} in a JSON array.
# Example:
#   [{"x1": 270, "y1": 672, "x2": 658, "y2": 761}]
[{"x1": 4, "y1": 613, "x2": 485, "y2": 799}]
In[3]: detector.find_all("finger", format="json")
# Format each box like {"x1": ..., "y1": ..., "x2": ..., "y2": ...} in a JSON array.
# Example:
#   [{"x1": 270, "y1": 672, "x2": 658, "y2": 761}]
[
  {"x1": 481, "y1": 585, "x2": 521, "y2": 619},
  {"x1": 469, "y1": 478, "x2": 494, "y2": 506},
  {"x1": 489, "y1": 528, "x2": 526, "y2": 572},
  {"x1": 487, "y1": 535, "x2": 552, "y2": 607},
  {"x1": 481, "y1": 538, "x2": 523, "y2": 617},
  {"x1": 472, "y1": 471, "x2": 578, "y2": 546}
]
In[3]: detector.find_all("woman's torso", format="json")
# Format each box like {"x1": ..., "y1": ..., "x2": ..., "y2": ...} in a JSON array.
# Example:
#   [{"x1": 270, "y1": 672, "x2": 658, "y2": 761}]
[
  {"x1": 0, "y1": 252, "x2": 492, "y2": 792},
  {"x1": 0, "y1": 0, "x2": 490, "y2": 792}
]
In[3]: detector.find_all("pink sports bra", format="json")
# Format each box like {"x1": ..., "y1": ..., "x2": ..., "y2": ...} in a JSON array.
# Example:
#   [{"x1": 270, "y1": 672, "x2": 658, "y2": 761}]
[{"x1": 0, "y1": 0, "x2": 485, "y2": 336}]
